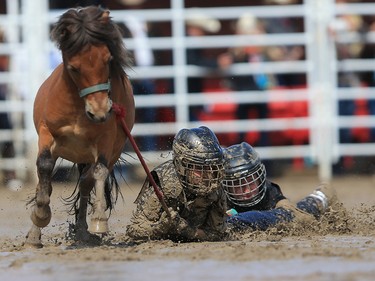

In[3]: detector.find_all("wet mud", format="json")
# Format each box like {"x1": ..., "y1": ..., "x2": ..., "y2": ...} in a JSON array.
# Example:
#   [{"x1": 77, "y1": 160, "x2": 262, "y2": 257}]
[{"x1": 1, "y1": 173, "x2": 375, "y2": 280}]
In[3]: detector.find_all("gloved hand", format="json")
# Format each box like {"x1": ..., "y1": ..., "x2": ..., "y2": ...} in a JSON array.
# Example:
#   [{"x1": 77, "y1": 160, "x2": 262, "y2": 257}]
[
  {"x1": 159, "y1": 207, "x2": 174, "y2": 228},
  {"x1": 159, "y1": 207, "x2": 187, "y2": 231}
]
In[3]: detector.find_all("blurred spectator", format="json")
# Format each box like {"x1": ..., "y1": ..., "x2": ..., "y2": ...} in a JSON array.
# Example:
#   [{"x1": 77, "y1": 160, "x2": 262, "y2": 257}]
[
  {"x1": 220, "y1": 13, "x2": 271, "y2": 145},
  {"x1": 359, "y1": 16, "x2": 375, "y2": 142},
  {"x1": 264, "y1": 0, "x2": 305, "y2": 88},
  {"x1": 329, "y1": 1, "x2": 365, "y2": 145},
  {"x1": 329, "y1": 3, "x2": 364, "y2": 88},
  {"x1": 117, "y1": 0, "x2": 158, "y2": 151},
  {"x1": 264, "y1": 0, "x2": 309, "y2": 171},
  {"x1": 185, "y1": 12, "x2": 230, "y2": 121},
  {"x1": 329, "y1": 0, "x2": 367, "y2": 174},
  {"x1": 0, "y1": 28, "x2": 21, "y2": 190}
]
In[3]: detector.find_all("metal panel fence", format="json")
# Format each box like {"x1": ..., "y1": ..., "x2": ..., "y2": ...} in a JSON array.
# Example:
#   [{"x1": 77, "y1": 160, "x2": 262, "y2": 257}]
[{"x1": 1, "y1": 0, "x2": 375, "y2": 183}]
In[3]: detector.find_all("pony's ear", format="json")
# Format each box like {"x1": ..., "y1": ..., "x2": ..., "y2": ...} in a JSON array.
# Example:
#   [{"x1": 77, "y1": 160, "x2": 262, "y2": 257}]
[
  {"x1": 52, "y1": 26, "x2": 69, "y2": 45},
  {"x1": 60, "y1": 26, "x2": 73, "y2": 41},
  {"x1": 61, "y1": 27, "x2": 68, "y2": 37},
  {"x1": 100, "y1": 10, "x2": 110, "y2": 24}
]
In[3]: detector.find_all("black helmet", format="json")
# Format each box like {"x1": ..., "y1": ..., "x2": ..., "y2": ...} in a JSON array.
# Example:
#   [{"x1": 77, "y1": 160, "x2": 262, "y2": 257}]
[
  {"x1": 173, "y1": 126, "x2": 224, "y2": 196},
  {"x1": 223, "y1": 142, "x2": 267, "y2": 207}
]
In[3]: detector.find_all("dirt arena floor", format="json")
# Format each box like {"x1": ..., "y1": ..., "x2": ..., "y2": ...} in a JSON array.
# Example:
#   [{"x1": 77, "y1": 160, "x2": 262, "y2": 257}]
[{"x1": 1, "y1": 169, "x2": 375, "y2": 281}]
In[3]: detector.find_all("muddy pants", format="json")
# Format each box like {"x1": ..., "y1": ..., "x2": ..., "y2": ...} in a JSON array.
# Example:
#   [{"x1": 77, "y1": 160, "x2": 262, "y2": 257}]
[
  {"x1": 227, "y1": 196, "x2": 321, "y2": 231},
  {"x1": 227, "y1": 208, "x2": 294, "y2": 231}
]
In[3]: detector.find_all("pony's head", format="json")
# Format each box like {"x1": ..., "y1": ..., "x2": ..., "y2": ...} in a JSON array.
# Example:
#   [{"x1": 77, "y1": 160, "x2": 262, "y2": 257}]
[{"x1": 51, "y1": 6, "x2": 132, "y2": 123}]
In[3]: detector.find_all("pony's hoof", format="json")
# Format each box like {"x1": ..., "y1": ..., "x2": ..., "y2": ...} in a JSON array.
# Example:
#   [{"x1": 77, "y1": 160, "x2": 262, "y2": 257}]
[
  {"x1": 23, "y1": 241, "x2": 43, "y2": 249},
  {"x1": 88, "y1": 218, "x2": 108, "y2": 234},
  {"x1": 73, "y1": 227, "x2": 102, "y2": 245},
  {"x1": 25, "y1": 225, "x2": 43, "y2": 248},
  {"x1": 31, "y1": 205, "x2": 51, "y2": 228}
]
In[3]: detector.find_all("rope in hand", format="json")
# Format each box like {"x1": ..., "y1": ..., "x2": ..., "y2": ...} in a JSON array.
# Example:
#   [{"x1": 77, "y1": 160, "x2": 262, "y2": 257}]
[{"x1": 112, "y1": 102, "x2": 171, "y2": 219}]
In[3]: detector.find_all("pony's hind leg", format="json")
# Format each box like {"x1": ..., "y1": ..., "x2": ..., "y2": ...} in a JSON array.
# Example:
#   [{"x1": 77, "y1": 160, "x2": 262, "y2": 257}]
[
  {"x1": 25, "y1": 150, "x2": 55, "y2": 248},
  {"x1": 88, "y1": 162, "x2": 109, "y2": 234},
  {"x1": 74, "y1": 164, "x2": 94, "y2": 241}
]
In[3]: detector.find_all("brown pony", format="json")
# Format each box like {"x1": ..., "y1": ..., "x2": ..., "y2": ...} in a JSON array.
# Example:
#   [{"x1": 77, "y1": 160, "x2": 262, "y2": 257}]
[{"x1": 25, "y1": 6, "x2": 135, "y2": 248}]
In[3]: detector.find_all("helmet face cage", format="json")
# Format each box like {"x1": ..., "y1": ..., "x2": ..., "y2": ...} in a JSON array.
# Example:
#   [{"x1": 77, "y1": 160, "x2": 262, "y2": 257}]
[
  {"x1": 172, "y1": 126, "x2": 224, "y2": 195},
  {"x1": 174, "y1": 156, "x2": 224, "y2": 195},
  {"x1": 223, "y1": 163, "x2": 266, "y2": 207}
]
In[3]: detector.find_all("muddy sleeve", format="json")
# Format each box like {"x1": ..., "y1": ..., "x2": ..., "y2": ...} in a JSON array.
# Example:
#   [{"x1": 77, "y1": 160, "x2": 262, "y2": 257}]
[
  {"x1": 201, "y1": 189, "x2": 228, "y2": 241},
  {"x1": 180, "y1": 190, "x2": 228, "y2": 241},
  {"x1": 127, "y1": 205, "x2": 199, "y2": 241},
  {"x1": 151, "y1": 207, "x2": 224, "y2": 242},
  {"x1": 126, "y1": 186, "x2": 174, "y2": 240},
  {"x1": 165, "y1": 211, "x2": 219, "y2": 242}
]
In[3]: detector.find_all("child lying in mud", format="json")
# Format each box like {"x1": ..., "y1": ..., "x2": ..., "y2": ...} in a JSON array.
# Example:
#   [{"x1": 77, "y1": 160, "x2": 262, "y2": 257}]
[
  {"x1": 126, "y1": 126, "x2": 227, "y2": 242},
  {"x1": 223, "y1": 142, "x2": 337, "y2": 231}
]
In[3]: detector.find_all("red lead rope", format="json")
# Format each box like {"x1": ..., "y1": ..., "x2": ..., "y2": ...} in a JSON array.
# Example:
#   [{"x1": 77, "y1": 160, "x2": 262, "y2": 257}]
[{"x1": 112, "y1": 103, "x2": 171, "y2": 218}]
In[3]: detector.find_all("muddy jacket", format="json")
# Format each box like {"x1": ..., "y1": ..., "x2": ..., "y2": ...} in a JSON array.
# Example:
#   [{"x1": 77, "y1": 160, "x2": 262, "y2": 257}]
[{"x1": 126, "y1": 160, "x2": 227, "y2": 242}]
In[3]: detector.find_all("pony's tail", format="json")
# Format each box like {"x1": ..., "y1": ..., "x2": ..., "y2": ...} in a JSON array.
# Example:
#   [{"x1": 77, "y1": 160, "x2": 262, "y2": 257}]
[
  {"x1": 104, "y1": 169, "x2": 122, "y2": 213},
  {"x1": 62, "y1": 164, "x2": 82, "y2": 216}
]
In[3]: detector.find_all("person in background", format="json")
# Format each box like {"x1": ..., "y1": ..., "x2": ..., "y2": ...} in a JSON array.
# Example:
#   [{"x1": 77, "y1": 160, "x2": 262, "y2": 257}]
[
  {"x1": 219, "y1": 13, "x2": 271, "y2": 146},
  {"x1": 117, "y1": 0, "x2": 158, "y2": 151},
  {"x1": 126, "y1": 126, "x2": 227, "y2": 242},
  {"x1": 329, "y1": 0, "x2": 366, "y2": 172},
  {"x1": 360, "y1": 16, "x2": 375, "y2": 142},
  {"x1": 264, "y1": 0, "x2": 306, "y2": 88},
  {"x1": 185, "y1": 12, "x2": 231, "y2": 121},
  {"x1": 223, "y1": 142, "x2": 337, "y2": 231}
]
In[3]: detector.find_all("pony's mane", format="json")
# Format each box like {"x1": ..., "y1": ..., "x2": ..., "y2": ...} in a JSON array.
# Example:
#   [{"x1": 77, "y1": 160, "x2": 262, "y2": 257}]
[{"x1": 51, "y1": 6, "x2": 132, "y2": 74}]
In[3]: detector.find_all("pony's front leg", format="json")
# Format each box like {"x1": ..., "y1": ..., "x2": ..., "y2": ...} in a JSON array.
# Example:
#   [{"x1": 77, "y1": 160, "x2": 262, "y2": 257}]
[
  {"x1": 88, "y1": 162, "x2": 109, "y2": 234},
  {"x1": 25, "y1": 150, "x2": 55, "y2": 248}
]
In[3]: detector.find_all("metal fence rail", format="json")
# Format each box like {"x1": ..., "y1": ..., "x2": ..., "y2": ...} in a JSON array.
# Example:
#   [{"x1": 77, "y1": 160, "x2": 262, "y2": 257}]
[{"x1": 1, "y1": 0, "x2": 375, "y2": 182}]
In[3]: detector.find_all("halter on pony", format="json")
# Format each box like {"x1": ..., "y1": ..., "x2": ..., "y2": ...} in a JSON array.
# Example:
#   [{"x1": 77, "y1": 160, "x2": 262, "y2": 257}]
[{"x1": 79, "y1": 80, "x2": 111, "y2": 98}]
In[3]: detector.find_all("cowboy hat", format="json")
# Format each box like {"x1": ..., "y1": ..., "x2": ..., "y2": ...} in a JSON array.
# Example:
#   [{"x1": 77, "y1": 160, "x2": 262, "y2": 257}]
[{"x1": 186, "y1": 12, "x2": 221, "y2": 33}]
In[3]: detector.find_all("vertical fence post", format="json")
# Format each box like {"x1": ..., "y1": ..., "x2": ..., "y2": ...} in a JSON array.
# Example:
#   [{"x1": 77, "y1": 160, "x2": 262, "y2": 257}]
[
  {"x1": 5, "y1": 0, "x2": 24, "y2": 179},
  {"x1": 171, "y1": 0, "x2": 189, "y2": 130},
  {"x1": 21, "y1": 0, "x2": 50, "y2": 183},
  {"x1": 305, "y1": 0, "x2": 337, "y2": 181}
]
